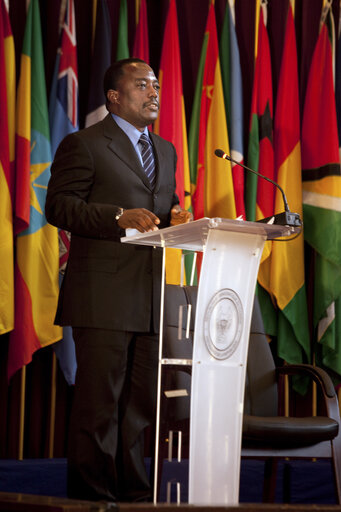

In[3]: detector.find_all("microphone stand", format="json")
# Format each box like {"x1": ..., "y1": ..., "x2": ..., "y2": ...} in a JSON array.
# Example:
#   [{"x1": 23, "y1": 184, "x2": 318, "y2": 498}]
[{"x1": 214, "y1": 149, "x2": 301, "y2": 227}]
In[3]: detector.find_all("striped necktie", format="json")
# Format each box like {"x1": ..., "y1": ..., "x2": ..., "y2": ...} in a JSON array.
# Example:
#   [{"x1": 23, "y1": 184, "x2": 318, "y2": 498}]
[{"x1": 139, "y1": 133, "x2": 156, "y2": 188}]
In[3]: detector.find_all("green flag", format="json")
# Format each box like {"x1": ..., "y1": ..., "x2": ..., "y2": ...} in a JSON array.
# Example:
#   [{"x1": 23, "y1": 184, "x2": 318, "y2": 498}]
[{"x1": 116, "y1": 0, "x2": 129, "y2": 60}]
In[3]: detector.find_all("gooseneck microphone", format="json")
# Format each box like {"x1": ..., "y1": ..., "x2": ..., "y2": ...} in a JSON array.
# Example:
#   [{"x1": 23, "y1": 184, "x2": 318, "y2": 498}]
[{"x1": 214, "y1": 149, "x2": 301, "y2": 227}]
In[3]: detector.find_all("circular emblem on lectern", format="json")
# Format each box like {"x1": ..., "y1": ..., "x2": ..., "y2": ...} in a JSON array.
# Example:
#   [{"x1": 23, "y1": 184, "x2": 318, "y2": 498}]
[{"x1": 203, "y1": 289, "x2": 243, "y2": 360}]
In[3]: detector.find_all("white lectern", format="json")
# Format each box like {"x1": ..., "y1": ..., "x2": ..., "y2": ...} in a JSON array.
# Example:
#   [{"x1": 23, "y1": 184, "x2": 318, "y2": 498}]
[{"x1": 121, "y1": 217, "x2": 297, "y2": 506}]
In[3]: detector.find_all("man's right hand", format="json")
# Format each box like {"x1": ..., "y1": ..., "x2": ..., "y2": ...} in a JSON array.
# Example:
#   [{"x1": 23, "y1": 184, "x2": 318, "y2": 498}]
[{"x1": 117, "y1": 208, "x2": 160, "y2": 233}]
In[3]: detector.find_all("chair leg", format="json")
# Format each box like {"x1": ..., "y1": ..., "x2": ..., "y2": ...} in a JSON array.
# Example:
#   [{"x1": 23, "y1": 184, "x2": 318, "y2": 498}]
[
  {"x1": 282, "y1": 461, "x2": 291, "y2": 503},
  {"x1": 332, "y1": 438, "x2": 341, "y2": 504},
  {"x1": 263, "y1": 459, "x2": 278, "y2": 503}
]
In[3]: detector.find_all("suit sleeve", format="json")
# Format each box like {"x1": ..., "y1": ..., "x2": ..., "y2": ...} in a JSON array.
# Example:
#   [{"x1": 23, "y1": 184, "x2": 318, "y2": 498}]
[{"x1": 45, "y1": 132, "x2": 124, "y2": 240}]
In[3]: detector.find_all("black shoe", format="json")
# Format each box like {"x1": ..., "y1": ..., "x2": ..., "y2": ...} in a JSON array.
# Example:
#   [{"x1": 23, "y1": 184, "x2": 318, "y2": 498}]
[{"x1": 96, "y1": 501, "x2": 118, "y2": 510}]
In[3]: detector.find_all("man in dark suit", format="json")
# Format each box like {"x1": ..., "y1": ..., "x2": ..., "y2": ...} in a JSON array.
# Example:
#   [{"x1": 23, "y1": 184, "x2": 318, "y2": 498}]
[{"x1": 45, "y1": 58, "x2": 192, "y2": 503}]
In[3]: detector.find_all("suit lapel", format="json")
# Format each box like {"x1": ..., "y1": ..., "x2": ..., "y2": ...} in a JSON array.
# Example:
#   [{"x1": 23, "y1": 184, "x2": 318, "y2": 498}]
[{"x1": 102, "y1": 114, "x2": 152, "y2": 190}]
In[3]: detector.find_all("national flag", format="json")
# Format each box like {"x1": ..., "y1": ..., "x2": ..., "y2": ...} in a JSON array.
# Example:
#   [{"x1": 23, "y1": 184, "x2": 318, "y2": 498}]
[
  {"x1": 337, "y1": 0, "x2": 341, "y2": 369},
  {"x1": 246, "y1": 1, "x2": 274, "y2": 224},
  {"x1": 85, "y1": 0, "x2": 111, "y2": 128},
  {"x1": 302, "y1": 3, "x2": 341, "y2": 377},
  {"x1": 190, "y1": 1, "x2": 236, "y2": 221},
  {"x1": 49, "y1": 0, "x2": 78, "y2": 155},
  {"x1": 0, "y1": 0, "x2": 15, "y2": 335},
  {"x1": 49, "y1": 0, "x2": 78, "y2": 386},
  {"x1": 154, "y1": 0, "x2": 190, "y2": 210},
  {"x1": 269, "y1": 2, "x2": 310, "y2": 365},
  {"x1": 116, "y1": 0, "x2": 129, "y2": 60},
  {"x1": 220, "y1": 0, "x2": 245, "y2": 219},
  {"x1": 188, "y1": 24, "x2": 207, "y2": 204},
  {"x1": 132, "y1": 0, "x2": 149, "y2": 63},
  {"x1": 336, "y1": 1, "x2": 341, "y2": 155},
  {"x1": 8, "y1": 0, "x2": 62, "y2": 379},
  {"x1": 153, "y1": 0, "x2": 192, "y2": 284},
  {"x1": 187, "y1": 9, "x2": 208, "y2": 283},
  {"x1": 246, "y1": 0, "x2": 276, "y2": 338}
]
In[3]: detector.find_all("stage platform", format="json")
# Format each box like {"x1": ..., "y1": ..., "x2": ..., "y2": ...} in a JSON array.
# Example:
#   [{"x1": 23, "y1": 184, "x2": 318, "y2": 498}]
[
  {"x1": 0, "y1": 492, "x2": 341, "y2": 512},
  {"x1": 0, "y1": 458, "x2": 337, "y2": 509}
]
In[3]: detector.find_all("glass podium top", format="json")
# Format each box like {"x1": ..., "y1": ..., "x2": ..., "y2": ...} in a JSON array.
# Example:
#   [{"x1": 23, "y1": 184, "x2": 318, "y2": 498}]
[{"x1": 121, "y1": 217, "x2": 299, "y2": 252}]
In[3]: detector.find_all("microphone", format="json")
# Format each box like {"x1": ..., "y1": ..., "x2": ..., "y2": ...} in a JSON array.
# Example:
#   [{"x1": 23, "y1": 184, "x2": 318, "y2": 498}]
[{"x1": 214, "y1": 149, "x2": 301, "y2": 227}]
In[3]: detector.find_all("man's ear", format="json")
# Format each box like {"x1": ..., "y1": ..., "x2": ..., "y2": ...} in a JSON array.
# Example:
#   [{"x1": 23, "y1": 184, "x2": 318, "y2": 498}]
[{"x1": 107, "y1": 89, "x2": 118, "y2": 105}]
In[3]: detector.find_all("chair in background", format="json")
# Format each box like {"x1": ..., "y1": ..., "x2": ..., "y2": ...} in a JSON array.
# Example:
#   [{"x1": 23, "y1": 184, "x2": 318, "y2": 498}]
[
  {"x1": 155, "y1": 284, "x2": 195, "y2": 502},
  {"x1": 158, "y1": 284, "x2": 196, "y2": 451},
  {"x1": 243, "y1": 299, "x2": 341, "y2": 503}
]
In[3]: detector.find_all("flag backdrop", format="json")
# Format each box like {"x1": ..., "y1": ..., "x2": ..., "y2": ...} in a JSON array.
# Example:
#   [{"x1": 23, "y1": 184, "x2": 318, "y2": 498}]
[
  {"x1": 8, "y1": 0, "x2": 61, "y2": 379},
  {"x1": 85, "y1": 0, "x2": 111, "y2": 128},
  {"x1": 219, "y1": 0, "x2": 245, "y2": 219},
  {"x1": 0, "y1": 0, "x2": 15, "y2": 335},
  {"x1": 302, "y1": 4, "x2": 341, "y2": 377},
  {"x1": 270, "y1": 3, "x2": 310, "y2": 364},
  {"x1": 154, "y1": 0, "x2": 192, "y2": 285},
  {"x1": 132, "y1": 0, "x2": 149, "y2": 63},
  {"x1": 190, "y1": 1, "x2": 236, "y2": 221},
  {"x1": 49, "y1": 0, "x2": 78, "y2": 386},
  {"x1": 3, "y1": 0, "x2": 341, "y2": 385}
]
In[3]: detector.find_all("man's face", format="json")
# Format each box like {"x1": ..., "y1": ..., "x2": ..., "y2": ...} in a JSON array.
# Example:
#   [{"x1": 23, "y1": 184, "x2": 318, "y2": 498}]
[{"x1": 108, "y1": 62, "x2": 160, "y2": 131}]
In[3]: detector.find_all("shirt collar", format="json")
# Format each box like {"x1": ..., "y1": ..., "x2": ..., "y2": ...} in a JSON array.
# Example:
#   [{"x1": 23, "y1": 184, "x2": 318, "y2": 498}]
[{"x1": 111, "y1": 114, "x2": 149, "y2": 148}]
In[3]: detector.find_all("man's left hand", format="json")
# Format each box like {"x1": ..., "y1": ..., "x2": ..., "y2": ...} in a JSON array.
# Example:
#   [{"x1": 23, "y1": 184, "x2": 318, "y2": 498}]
[{"x1": 170, "y1": 205, "x2": 193, "y2": 226}]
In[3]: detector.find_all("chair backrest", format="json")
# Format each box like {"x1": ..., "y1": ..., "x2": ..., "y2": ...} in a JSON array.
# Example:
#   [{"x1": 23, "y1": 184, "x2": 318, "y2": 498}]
[
  {"x1": 163, "y1": 284, "x2": 196, "y2": 360},
  {"x1": 244, "y1": 298, "x2": 278, "y2": 416},
  {"x1": 163, "y1": 284, "x2": 196, "y2": 422}
]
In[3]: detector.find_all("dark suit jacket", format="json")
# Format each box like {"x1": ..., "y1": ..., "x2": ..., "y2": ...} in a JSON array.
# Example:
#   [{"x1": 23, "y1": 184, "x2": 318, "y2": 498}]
[{"x1": 45, "y1": 114, "x2": 179, "y2": 332}]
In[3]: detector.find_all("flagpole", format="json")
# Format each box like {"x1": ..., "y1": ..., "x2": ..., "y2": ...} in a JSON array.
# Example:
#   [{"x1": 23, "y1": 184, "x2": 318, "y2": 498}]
[
  {"x1": 312, "y1": 353, "x2": 317, "y2": 416},
  {"x1": 18, "y1": 366, "x2": 26, "y2": 460},
  {"x1": 91, "y1": 0, "x2": 98, "y2": 52},
  {"x1": 254, "y1": 0, "x2": 260, "y2": 60},
  {"x1": 135, "y1": 0, "x2": 140, "y2": 25},
  {"x1": 48, "y1": 351, "x2": 57, "y2": 458},
  {"x1": 59, "y1": 0, "x2": 67, "y2": 32}
]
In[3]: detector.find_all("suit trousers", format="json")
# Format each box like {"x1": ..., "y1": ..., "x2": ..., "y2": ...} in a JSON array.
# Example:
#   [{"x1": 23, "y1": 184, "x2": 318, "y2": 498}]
[{"x1": 67, "y1": 327, "x2": 159, "y2": 502}]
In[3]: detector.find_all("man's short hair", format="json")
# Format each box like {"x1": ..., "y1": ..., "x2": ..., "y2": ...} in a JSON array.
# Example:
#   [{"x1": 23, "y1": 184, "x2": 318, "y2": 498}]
[{"x1": 103, "y1": 58, "x2": 147, "y2": 108}]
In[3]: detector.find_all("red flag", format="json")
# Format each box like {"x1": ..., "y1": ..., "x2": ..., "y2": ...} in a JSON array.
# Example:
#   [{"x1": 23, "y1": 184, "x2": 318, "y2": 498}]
[
  {"x1": 132, "y1": 0, "x2": 149, "y2": 63},
  {"x1": 153, "y1": 0, "x2": 191, "y2": 284},
  {"x1": 246, "y1": 4, "x2": 274, "y2": 223},
  {"x1": 154, "y1": 0, "x2": 190, "y2": 209}
]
